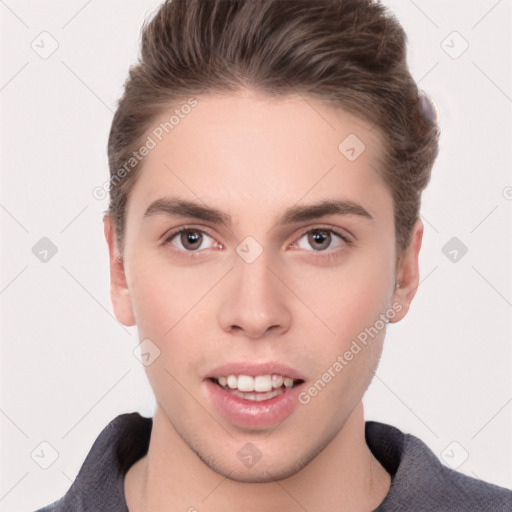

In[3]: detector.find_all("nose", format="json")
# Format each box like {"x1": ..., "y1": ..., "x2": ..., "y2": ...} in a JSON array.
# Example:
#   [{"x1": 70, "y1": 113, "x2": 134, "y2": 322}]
[{"x1": 217, "y1": 253, "x2": 292, "y2": 339}]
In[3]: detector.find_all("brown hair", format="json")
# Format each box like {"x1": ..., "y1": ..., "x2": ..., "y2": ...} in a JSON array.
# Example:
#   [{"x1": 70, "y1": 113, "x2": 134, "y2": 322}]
[{"x1": 107, "y1": 0, "x2": 439, "y2": 256}]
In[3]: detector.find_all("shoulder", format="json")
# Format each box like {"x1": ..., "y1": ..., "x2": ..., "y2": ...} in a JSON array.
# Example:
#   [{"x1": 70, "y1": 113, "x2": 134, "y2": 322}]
[
  {"x1": 33, "y1": 412, "x2": 152, "y2": 512},
  {"x1": 366, "y1": 421, "x2": 512, "y2": 512}
]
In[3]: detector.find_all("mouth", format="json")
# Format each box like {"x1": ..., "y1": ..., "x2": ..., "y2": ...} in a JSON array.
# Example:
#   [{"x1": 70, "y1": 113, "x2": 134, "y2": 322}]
[
  {"x1": 204, "y1": 364, "x2": 306, "y2": 429},
  {"x1": 208, "y1": 374, "x2": 305, "y2": 402}
]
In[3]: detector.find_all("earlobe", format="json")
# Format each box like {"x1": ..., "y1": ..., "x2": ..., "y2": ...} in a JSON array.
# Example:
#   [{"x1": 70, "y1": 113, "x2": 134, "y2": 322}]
[
  {"x1": 103, "y1": 215, "x2": 136, "y2": 327},
  {"x1": 389, "y1": 219, "x2": 424, "y2": 323}
]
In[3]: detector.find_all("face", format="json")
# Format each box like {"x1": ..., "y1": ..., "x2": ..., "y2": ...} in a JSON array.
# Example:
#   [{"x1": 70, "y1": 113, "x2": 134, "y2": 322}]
[{"x1": 105, "y1": 91, "x2": 422, "y2": 482}]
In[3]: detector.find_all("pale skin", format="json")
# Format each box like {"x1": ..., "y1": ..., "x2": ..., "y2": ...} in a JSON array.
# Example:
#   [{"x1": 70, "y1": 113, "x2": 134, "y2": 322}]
[{"x1": 104, "y1": 91, "x2": 423, "y2": 511}]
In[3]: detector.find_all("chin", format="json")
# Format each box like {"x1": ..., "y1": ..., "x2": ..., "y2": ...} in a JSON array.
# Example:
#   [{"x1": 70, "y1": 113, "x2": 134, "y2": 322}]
[
  {"x1": 213, "y1": 460, "x2": 306, "y2": 484},
  {"x1": 192, "y1": 441, "x2": 321, "y2": 484}
]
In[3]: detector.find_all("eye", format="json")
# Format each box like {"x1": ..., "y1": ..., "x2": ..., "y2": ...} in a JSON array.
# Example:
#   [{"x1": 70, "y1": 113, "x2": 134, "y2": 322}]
[
  {"x1": 164, "y1": 228, "x2": 220, "y2": 252},
  {"x1": 293, "y1": 228, "x2": 350, "y2": 252}
]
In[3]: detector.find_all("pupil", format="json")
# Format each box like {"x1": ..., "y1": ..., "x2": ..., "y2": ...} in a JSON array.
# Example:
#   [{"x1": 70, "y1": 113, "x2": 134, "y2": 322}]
[
  {"x1": 309, "y1": 230, "x2": 330, "y2": 250},
  {"x1": 182, "y1": 231, "x2": 202, "y2": 250}
]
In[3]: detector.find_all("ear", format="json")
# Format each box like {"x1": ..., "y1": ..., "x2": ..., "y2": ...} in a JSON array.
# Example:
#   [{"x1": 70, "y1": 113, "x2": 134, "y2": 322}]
[
  {"x1": 389, "y1": 218, "x2": 423, "y2": 323},
  {"x1": 103, "y1": 215, "x2": 136, "y2": 327}
]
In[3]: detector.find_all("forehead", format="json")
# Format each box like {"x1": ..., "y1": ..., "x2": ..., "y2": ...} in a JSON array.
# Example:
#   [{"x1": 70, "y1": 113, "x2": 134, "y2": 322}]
[{"x1": 126, "y1": 91, "x2": 390, "y2": 226}]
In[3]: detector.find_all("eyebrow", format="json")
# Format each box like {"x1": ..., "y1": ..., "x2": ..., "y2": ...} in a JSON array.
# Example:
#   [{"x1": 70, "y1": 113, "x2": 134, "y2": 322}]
[{"x1": 143, "y1": 198, "x2": 373, "y2": 226}]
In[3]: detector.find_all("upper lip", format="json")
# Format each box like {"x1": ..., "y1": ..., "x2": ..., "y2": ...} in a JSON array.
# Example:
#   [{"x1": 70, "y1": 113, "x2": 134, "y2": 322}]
[{"x1": 206, "y1": 362, "x2": 305, "y2": 381}]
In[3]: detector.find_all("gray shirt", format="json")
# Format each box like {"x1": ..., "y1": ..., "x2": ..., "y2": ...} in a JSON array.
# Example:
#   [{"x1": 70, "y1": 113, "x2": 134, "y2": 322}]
[{"x1": 35, "y1": 412, "x2": 512, "y2": 511}]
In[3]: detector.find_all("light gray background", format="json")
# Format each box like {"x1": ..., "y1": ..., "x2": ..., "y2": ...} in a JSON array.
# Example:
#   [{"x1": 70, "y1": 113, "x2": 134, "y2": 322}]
[{"x1": 1, "y1": 0, "x2": 511, "y2": 510}]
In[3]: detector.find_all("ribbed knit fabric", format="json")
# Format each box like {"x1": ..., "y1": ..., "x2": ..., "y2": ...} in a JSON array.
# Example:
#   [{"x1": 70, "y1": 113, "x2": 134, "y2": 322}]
[{"x1": 35, "y1": 412, "x2": 512, "y2": 511}]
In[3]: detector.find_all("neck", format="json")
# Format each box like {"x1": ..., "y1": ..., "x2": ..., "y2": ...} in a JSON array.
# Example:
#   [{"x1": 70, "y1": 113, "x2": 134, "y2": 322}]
[{"x1": 124, "y1": 402, "x2": 391, "y2": 512}]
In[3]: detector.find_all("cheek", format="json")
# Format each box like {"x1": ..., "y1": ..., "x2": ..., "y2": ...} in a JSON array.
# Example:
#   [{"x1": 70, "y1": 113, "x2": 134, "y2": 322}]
[
  {"x1": 126, "y1": 254, "x2": 223, "y2": 339},
  {"x1": 287, "y1": 247, "x2": 394, "y2": 345}
]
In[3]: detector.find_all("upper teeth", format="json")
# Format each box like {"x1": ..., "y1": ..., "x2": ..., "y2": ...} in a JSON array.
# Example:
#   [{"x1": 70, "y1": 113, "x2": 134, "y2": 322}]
[{"x1": 217, "y1": 374, "x2": 294, "y2": 392}]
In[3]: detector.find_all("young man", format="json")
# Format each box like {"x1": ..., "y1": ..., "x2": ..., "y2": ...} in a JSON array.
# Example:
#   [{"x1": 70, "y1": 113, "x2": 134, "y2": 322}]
[{"x1": 36, "y1": 0, "x2": 512, "y2": 510}]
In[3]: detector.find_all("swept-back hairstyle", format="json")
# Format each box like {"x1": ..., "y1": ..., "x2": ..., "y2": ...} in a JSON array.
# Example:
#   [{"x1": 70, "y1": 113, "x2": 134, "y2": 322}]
[{"x1": 107, "y1": 0, "x2": 439, "y2": 256}]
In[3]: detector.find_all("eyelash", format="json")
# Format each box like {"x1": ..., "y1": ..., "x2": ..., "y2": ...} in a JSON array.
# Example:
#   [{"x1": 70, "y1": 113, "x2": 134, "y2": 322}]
[
  {"x1": 162, "y1": 225, "x2": 353, "y2": 260},
  {"x1": 294, "y1": 227, "x2": 353, "y2": 262}
]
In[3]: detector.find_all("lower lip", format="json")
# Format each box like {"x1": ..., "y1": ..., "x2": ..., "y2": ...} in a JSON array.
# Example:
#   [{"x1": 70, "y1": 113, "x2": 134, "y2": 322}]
[{"x1": 204, "y1": 379, "x2": 304, "y2": 429}]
